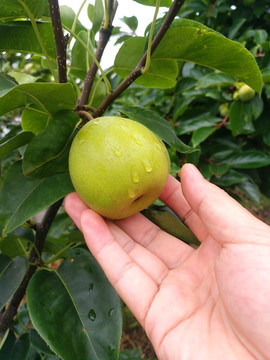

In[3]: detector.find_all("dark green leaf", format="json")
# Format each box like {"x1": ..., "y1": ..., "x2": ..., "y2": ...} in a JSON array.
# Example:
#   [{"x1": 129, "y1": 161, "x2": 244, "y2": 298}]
[
  {"x1": 224, "y1": 151, "x2": 270, "y2": 169},
  {"x1": 27, "y1": 249, "x2": 122, "y2": 360},
  {"x1": 196, "y1": 72, "x2": 236, "y2": 88},
  {"x1": 29, "y1": 329, "x2": 54, "y2": 356},
  {"x1": 22, "y1": 110, "x2": 80, "y2": 178},
  {"x1": 228, "y1": 18, "x2": 246, "y2": 39},
  {"x1": 213, "y1": 169, "x2": 248, "y2": 187},
  {"x1": 254, "y1": 29, "x2": 268, "y2": 44},
  {"x1": 0, "y1": 234, "x2": 29, "y2": 258},
  {"x1": 0, "y1": 81, "x2": 76, "y2": 117},
  {"x1": 120, "y1": 106, "x2": 195, "y2": 153},
  {"x1": 262, "y1": 67, "x2": 270, "y2": 84},
  {"x1": 0, "y1": 332, "x2": 30, "y2": 360},
  {"x1": 229, "y1": 100, "x2": 254, "y2": 136},
  {"x1": 0, "y1": 255, "x2": 27, "y2": 310},
  {"x1": 0, "y1": 131, "x2": 34, "y2": 159},
  {"x1": 173, "y1": 97, "x2": 195, "y2": 120},
  {"x1": 191, "y1": 126, "x2": 217, "y2": 147},
  {"x1": 238, "y1": 180, "x2": 261, "y2": 204},
  {"x1": 142, "y1": 208, "x2": 200, "y2": 246},
  {"x1": 0, "y1": 22, "x2": 56, "y2": 59},
  {"x1": 0, "y1": 161, "x2": 74, "y2": 236},
  {"x1": 177, "y1": 112, "x2": 221, "y2": 135}
]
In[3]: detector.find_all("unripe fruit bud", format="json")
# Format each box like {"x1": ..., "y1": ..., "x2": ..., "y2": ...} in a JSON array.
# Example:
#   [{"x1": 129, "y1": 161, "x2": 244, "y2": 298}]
[{"x1": 238, "y1": 84, "x2": 255, "y2": 102}]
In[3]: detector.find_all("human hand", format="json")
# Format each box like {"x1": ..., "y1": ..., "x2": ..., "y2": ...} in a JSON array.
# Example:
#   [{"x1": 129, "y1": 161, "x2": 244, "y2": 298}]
[{"x1": 64, "y1": 163, "x2": 270, "y2": 360}]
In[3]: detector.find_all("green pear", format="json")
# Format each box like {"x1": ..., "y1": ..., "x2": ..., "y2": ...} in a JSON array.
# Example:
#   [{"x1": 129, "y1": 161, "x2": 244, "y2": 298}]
[
  {"x1": 238, "y1": 84, "x2": 255, "y2": 102},
  {"x1": 69, "y1": 116, "x2": 170, "y2": 219}
]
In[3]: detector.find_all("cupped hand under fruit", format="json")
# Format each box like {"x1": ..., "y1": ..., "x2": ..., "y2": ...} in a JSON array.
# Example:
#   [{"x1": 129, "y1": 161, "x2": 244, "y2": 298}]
[{"x1": 69, "y1": 116, "x2": 170, "y2": 219}]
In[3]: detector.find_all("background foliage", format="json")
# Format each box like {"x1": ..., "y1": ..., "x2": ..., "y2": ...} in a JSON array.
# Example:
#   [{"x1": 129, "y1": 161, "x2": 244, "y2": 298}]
[{"x1": 0, "y1": 0, "x2": 269, "y2": 359}]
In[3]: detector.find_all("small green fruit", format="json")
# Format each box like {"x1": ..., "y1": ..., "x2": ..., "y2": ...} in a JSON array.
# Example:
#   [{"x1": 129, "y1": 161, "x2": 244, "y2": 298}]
[
  {"x1": 69, "y1": 116, "x2": 170, "y2": 219},
  {"x1": 219, "y1": 103, "x2": 230, "y2": 117},
  {"x1": 238, "y1": 84, "x2": 255, "y2": 102}
]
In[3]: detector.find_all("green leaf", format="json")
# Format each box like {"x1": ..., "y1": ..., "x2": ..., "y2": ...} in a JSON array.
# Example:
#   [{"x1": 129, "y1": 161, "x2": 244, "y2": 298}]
[
  {"x1": 238, "y1": 180, "x2": 261, "y2": 204},
  {"x1": 121, "y1": 16, "x2": 138, "y2": 32},
  {"x1": 60, "y1": 5, "x2": 86, "y2": 35},
  {"x1": 120, "y1": 106, "x2": 195, "y2": 153},
  {"x1": 0, "y1": 161, "x2": 74, "y2": 237},
  {"x1": 154, "y1": 19, "x2": 262, "y2": 93},
  {"x1": 89, "y1": 0, "x2": 104, "y2": 35},
  {"x1": 132, "y1": 0, "x2": 172, "y2": 6},
  {"x1": 229, "y1": 100, "x2": 254, "y2": 136},
  {"x1": 254, "y1": 29, "x2": 268, "y2": 44},
  {"x1": 213, "y1": 169, "x2": 248, "y2": 187},
  {"x1": 0, "y1": 255, "x2": 28, "y2": 310},
  {"x1": 177, "y1": 112, "x2": 221, "y2": 135},
  {"x1": 191, "y1": 126, "x2": 217, "y2": 147},
  {"x1": 114, "y1": 37, "x2": 178, "y2": 88},
  {"x1": 262, "y1": 67, "x2": 270, "y2": 84},
  {"x1": 0, "y1": 131, "x2": 34, "y2": 159},
  {"x1": 71, "y1": 30, "x2": 94, "y2": 79},
  {"x1": 27, "y1": 249, "x2": 122, "y2": 360},
  {"x1": 0, "y1": 331, "x2": 30, "y2": 360},
  {"x1": 29, "y1": 329, "x2": 54, "y2": 356},
  {"x1": 196, "y1": 72, "x2": 236, "y2": 88},
  {"x1": 0, "y1": 234, "x2": 29, "y2": 259},
  {"x1": 142, "y1": 208, "x2": 200, "y2": 246},
  {"x1": 0, "y1": 22, "x2": 56, "y2": 59},
  {"x1": 21, "y1": 107, "x2": 49, "y2": 135},
  {"x1": 23, "y1": 110, "x2": 80, "y2": 178},
  {"x1": 0, "y1": 80, "x2": 77, "y2": 117},
  {"x1": 0, "y1": 0, "x2": 49, "y2": 20},
  {"x1": 224, "y1": 151, "x2": 270, "y2": 169}
]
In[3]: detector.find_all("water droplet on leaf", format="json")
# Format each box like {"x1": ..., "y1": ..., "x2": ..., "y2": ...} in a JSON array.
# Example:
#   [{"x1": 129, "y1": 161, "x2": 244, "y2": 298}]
[
  {"x1": 89, "y1": 283, "x2": 94, "y2": 291},
  {"x1": 108, "y1": 308, "x2": 115, "y2": 317},
  {"x1": 88, "y1": 309, "x2": 96, "y2": 321}
]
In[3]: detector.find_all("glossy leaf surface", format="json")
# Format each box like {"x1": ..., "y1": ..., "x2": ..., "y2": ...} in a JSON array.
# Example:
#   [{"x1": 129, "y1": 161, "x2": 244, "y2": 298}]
[
  {"x1": 0, "y1": 255, "x2": 27, "y2": 310},
  {"x1": 0, "y1": 161, "x2": 74, "y2": 236},
  {"x1": 27, "y1": 249, "x2": 122, "y2": 360},
  {"x1": 121, "y1": 106, "x2": 195, "y2": 153}
]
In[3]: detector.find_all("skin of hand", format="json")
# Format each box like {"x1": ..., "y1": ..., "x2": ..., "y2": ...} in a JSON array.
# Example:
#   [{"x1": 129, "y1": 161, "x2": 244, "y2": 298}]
[{"x1": 64, "y1": 163, "x2": 270, "y2": 360}]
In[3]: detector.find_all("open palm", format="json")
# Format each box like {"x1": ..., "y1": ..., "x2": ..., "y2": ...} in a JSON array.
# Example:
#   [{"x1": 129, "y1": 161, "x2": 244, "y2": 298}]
[{"x1": 64, "y1": 164, "x2": 270, "y2": 360}]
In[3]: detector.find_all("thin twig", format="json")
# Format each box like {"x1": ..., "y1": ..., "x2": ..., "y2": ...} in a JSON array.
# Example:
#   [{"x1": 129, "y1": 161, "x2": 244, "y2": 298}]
[
  {"x1": 78, "y1": 0, "x2": 118, "y2": 107},
  {"x1": 93, "y1": 0, "x2": 185, "y2": 118},
  {"x1": 49, "y1": 0, "x2": 68, "y2": 83}
]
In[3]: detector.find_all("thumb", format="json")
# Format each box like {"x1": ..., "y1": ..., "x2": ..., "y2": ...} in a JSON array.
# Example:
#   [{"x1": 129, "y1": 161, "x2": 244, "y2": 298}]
[{"x1": 180, "y1": 164, "x2": 270, "y2": 245}]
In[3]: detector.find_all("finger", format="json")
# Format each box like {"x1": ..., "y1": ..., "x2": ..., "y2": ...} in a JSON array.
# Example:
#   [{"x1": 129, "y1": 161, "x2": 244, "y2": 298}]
[
  {"x1": 115, "y1": 212, "x2": 194, "y2": 268},
  {"x1": 180, "y1": 163, "x2": 270, "y2": 245},
  {"x1": 106, "y1": 221, "x2": 169, "y2": 285},
  {"x1": 159, "y1": 174, "x2": 208, "y2": 241},
  {"x1": 80, "y1": 209, "x2": 159, "y2": 326},
  {"x1": 64, "y1": 192, "x2": 88, "y2": 230}
]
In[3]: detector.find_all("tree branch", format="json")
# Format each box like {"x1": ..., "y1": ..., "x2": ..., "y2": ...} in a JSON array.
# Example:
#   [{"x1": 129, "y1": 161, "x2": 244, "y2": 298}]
[
  {"x1": 78, "y1": 1, "x2": 118, "y2": 107},
  {"x1": 0, "y1": 199, "x2": 63, "y2": 335},
  {"x1": 93, "y1": 0, "x2": 185, "y2": 118},
  {"x1": 48, "y1": 0, "x2": 67, "y2": 83}
]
